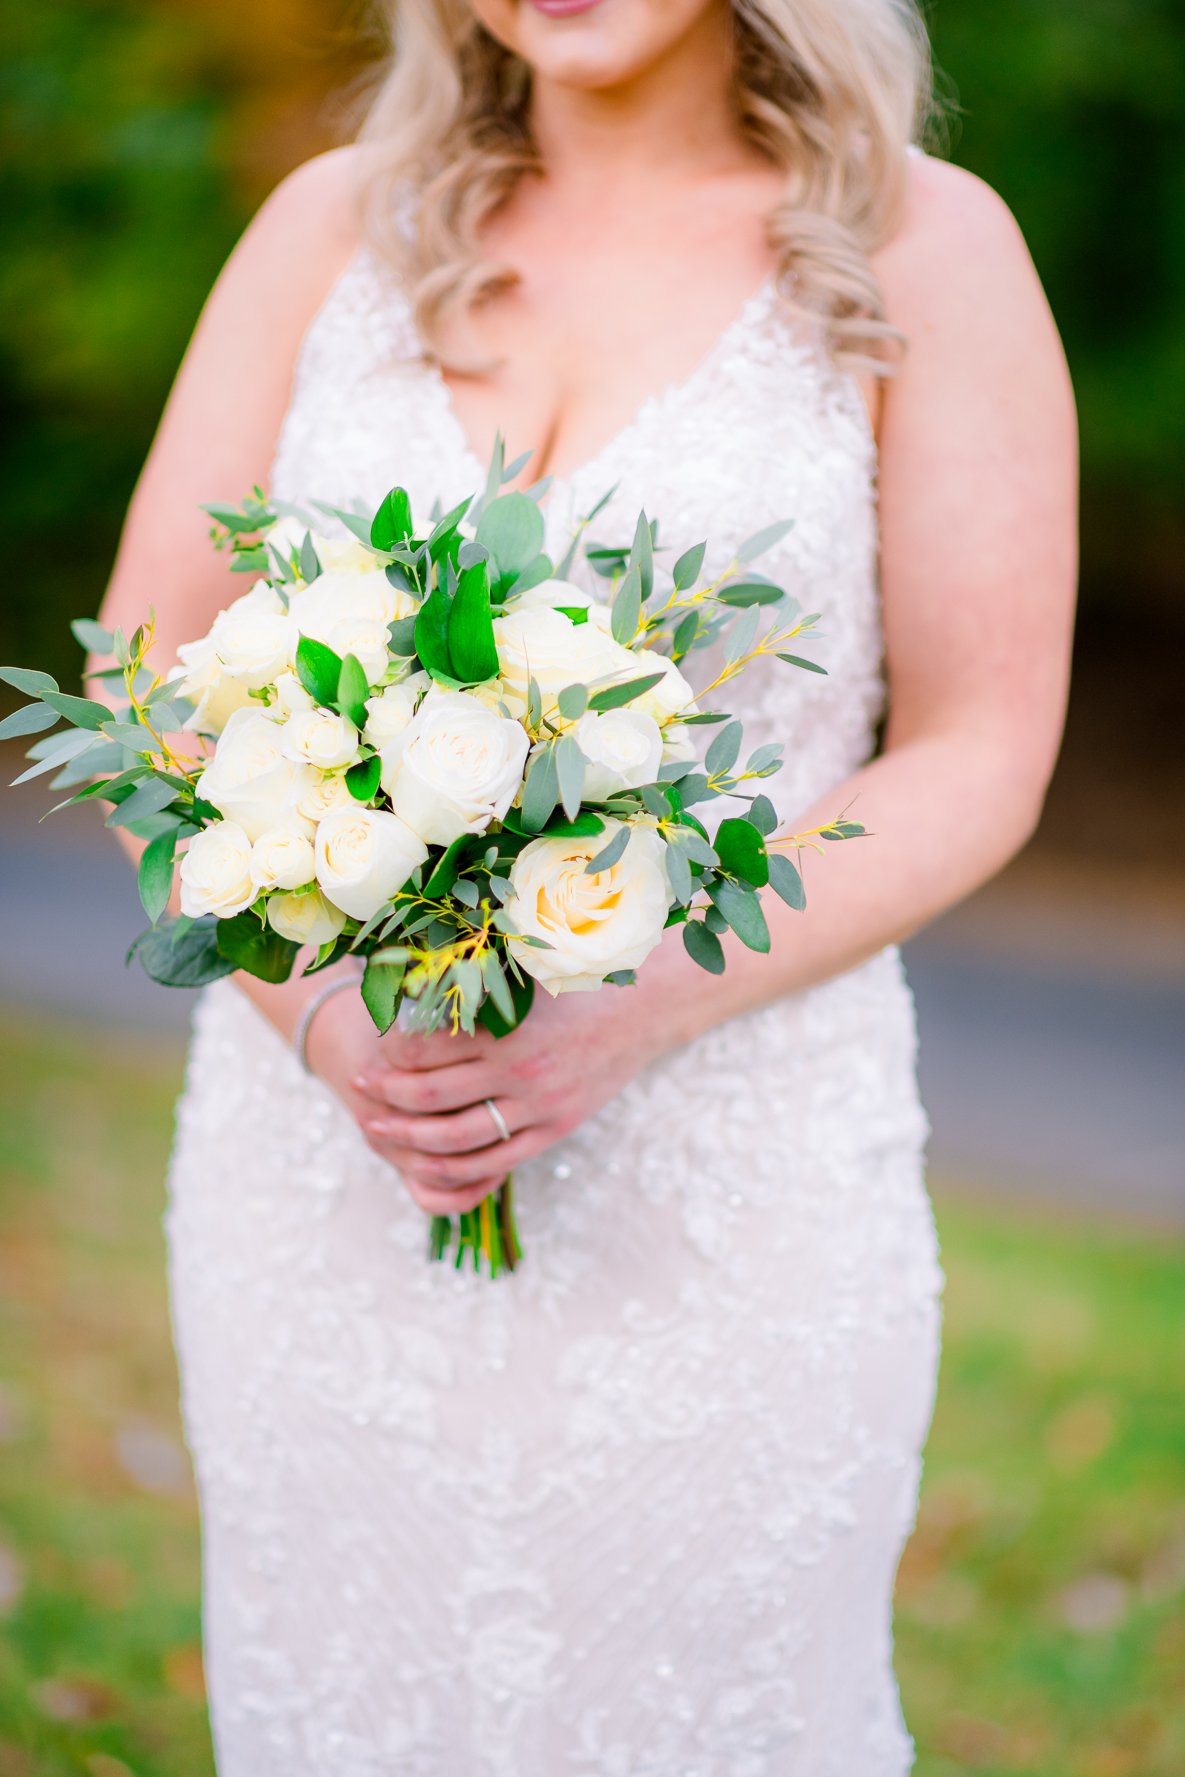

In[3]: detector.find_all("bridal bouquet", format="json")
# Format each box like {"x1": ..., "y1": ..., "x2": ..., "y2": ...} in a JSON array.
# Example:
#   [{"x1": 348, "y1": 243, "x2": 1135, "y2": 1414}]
[{"x1": 1, "y1": 443, "x2": 863, "y2": 1276}]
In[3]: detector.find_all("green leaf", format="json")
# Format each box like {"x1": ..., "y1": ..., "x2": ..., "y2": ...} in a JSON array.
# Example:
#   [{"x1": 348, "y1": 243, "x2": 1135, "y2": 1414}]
[
  {"x1": 714, "y1": 816, "x2": 769, "y2": 887},
  {"x1": 672, "y1": 541, "x2": 706, "y2": 592},
  {"x1": 414, "y1": 583, "x2": 454, "y2": 681},
  {"x1": 476, "y1": 492, "x2": 546, "y2": 583},
  {"x1": 554, "y1": 735, "x2": 586, "y2": 822},
  {"x1": 820, "y1": 820, "x2": 867, "y2": 841},
  {"x1": 345, "y1": 754, "x2": 382, "y2": 802},
  {"x1": 479, "y1": 950, "x2": 516, "y2": 1026},
  {"x1": 556, "y1": 683, "x2": 589, "y2": 721},
  {"x1": 667, "y1": 823, "x2": 717, "y2": 868},
  {"x1": 521, "y1": 745, "x2": 559, "y2": 833},
  {"x1": 39, "y1": 690, "x2": 112, "y2": 729},
  {"x1": 360, "y1": 956, "x2": 405, "y2": 1033},
  {"x1": 631, "y1": 511, "x2": 654, "y2": 600},
  {"x1": 664, "y1": 839, "x2": 693, "y2": 903},
  {"x1": 104, "y1": 775, "x2": 180, "y2": 828},
  {"x1": 71, "y1": 618, "x2": 115, "y2": 654},
  {"x1": 716, "y1": 580, "x2": 784, "y2": 608},
  {"x1": 768, "y1": 851, "x2": 806, "y2": 910},
  {"x1": 777, "y1": 653, "x2": 828, "y2": 675},
  {"x1": 478, "y1": 966, "x2": 535, "y2": 1039},
  {"x1": 746, "y1": 743, "x2": 783, "y2": 776},
  {"x1": 671, "y1": 610, "x2": 699, "y2": 659},
  {"x1": 683, "y1": 919, "x2": 726, "y2": 974},
  {"x1": 587, "y1": 671, "x2": 664, "y2": 713},
  {"x1": 0, "y1": 666, "x2": 59, "y2": 698},
  {"x1": 448, "y1": 559, "x2": 499, "y2": 682},
  {"x1": 0, "y1": 702, "x2": 59, "y2": 739},
  {"x1": 386, "y1": 614, "x2": 419, "y2": 656},
  {"x1": 209, "y1": 911, "x2": 297, "y2": 984},
  {"x1": 299, "y1": 532, "x2": 321, "y2": 583},
  {"x1": 748, "y1": 793, "x2": 778, "y2": 835},
  {"x1": 10, "y1": 728, "x2": 95, "y2": 784},
  {"x1": 610, "y1": 565, "x2": 642, "y2": 644},
  {"x1": 543, "y1": 810, "x2": 605, "y2": 838},
  {"x1": 725, "y1": 608, "x2": 760, "y2": 665},
  {"x1": 423, "y1": 835, "x2": 470, "y2": 898},
  {"x1": 737, "y1": 518, "x2": 794, "y2": 562},
  {"x1": 370, "y1": 486, "x2": 414, "y2": 551},
  {"x1": 705, "y1": 720, "x2": 742, "y2": 775},
  {"x1": 708, "y1": 878, "x2": 770, "y2": 952},
  {"x1": 138, "y1": 826, "x2": 180, "y2": 925},
  {"x1": 336, "y1": 652, "x2": 371, "y2": 729},
  {"x1": 295, "y1": 635, "x2": 343, "y2": 707},
  {"x1": 585, "y1": 825, "x2": 630, "y2": 874},
  {"x1": 130, "y1": 916, "x2": 238, "y2": 988}
]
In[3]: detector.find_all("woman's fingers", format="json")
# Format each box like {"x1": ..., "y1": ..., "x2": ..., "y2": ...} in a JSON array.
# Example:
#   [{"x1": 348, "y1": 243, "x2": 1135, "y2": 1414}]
[
  {"x1": 400, "y1": 1175, "x2": 507, "y2": 1217},
  {"x1": 374, "y1": 1024, "x2": 494, "y2": 1072},
  {"x1": 362, "y1": 1097, "x2": 522, "y2": 1157},
  {"x1": 353, "y1": 1060, "x2": 502, "y2": 1116},
  {"x1": 374, "y1": 1128, "x2": 548, "y2": 1192}
]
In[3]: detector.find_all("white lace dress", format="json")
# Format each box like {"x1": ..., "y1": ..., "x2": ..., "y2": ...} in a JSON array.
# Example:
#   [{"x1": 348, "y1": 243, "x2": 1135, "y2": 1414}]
[{"x1": 164, "y1": 245, "x2": 944, "y2": 1777}]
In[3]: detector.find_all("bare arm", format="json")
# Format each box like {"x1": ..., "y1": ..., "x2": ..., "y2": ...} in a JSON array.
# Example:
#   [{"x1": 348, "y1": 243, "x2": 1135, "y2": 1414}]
[
  {"x1": 355, "y1": 156, "x2": 1079, "y2": 1199},
  {"x1": 87, "y1": 149, "x2": 382, "y2": 1061}
]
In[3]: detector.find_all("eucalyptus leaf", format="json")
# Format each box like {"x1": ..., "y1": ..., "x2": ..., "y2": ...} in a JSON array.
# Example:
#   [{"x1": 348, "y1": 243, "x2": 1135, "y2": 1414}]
[
  {"x1": 664, "y1": 840, "x2": 693, "y2": 903},
  {"x1": 768, "y1": 851, "x2": 807, "y2": 911},
  {"x1": 585, "y1": 824, "x2": 630, "y2": 875},
  {"x1": 71, "y1": 618, "x2": 115, "y2": 654},
  {"x1": 554, "y1": 735, "x2": 586, "y2": 822},
  {"x1": 386, "y1": 614, "x2": 419, "y2": 656},
  {"x1": 748, "y1": 793, "x2": 779, "y2": 835},
  {"x1": 138, "y1": 826, "x2": 179, "y2": 925},
  {"x1": 714, "y1": 816, "x2": 769, "y2": 887},
  {"x1": 104, "y1": 775, "x2": 180, "y2": 829},
  {"x1": 737, "y1": 518, "x2": 794, "y2": 563},
  {"x1": 672, "y1": 541, "x2": 706, "y2": 592},
  {"x1": 682, "y1": 919, "x2": 726, "y2": 975},
  {"x1": 132, "y1": 916, "x2": 237, "y2": 988},
  {"x1": 777, "y1": 652, "x2": 828, "y2": 675},
  {"x1": 476, "y1": 492, "x2": 545, "y2": 581},
  {"x1": 521, "y1": 746, "x2": 559, "y2": 833},
  {"x1": 586, "y1": 671, "x2": 664, "y2": 713},
  {"x1": 724, "y1": 607, "x2": 761, "y2": 666},
  {"x1": 610, "y1": 565, "x2": 642, "y2": 645},
  {"x1": 705, "y1": 720, "x2": 742, "y2": 775},
  {"x1": 716, "y1": 580, "x2": 784, "y2": 608},
  {"x1": 556, "y1": 683, "x2": 589, "y2": 722},
  {"x1": 0, "y1": 702, "x2": 59, "y2": 740},
  {"x1": 39, "y1": 690, "x2": 112, "y2": 729},
  {"x1": 708, "y1": 878, "x2": 770, "y2": 953},
  {"x1": 0, "y1": 666, "x2": 59, "y2": 698},
  {"x1": 631, "y1": 511, "x2": 654, "y2": 600}
]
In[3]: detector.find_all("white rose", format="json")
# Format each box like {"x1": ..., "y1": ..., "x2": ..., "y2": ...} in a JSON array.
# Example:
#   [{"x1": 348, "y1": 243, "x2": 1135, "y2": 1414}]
[
  {"x1": 249, "y1": 823, "x2": 317, "y2": 893},
  {"x1": 363, "y1": 672, "x2": 428, "y2": 748},
  {"x1": 314, "y1": 805, "x2": 428, "y2": 921},
  {"x1": 325, "y1": 615, "x2": 391, "y2": 686},
  {"x1": 167, "y1": 634, "x2": 254, "y2": 736},
  {"x1": 279, "y1": 707, "x2": 361, "y2": 772},
  {"x1": 379, "y1": 689, "x2": 530, "y2": 847},
  {"x1": 505, "y1": 577, "x2": 614, "y2": 632},
  {"x1": 572, "y1": 708, "x2": 663, "y2": 801},
  {"x1": 505, "y1": 821, "x2": 672, "y2": 995},
  {"x1": 631, "y1": 651, "x2": 699, "y2": 725},
  {"x1": 178, "y1": 820, "x2": 256, "y2": 919},
  {"x1": 272, "y1": 669, "x2": 315, "y2": 717},
  {"x1": 196, "y1": 706, "x2": 317, "y2": 841},
  {"x1": 265, "y1": 885, "x2": 348, "y2": 947},
  {"x1": 290, "y1": 768, "x2": 355, "y2": 830},
  {"x1": 209, "y1": 596, "x2": 296, "y2": 690},
  {"x1": 492, "y1": 607, "x2": 637, "y2": 722},
  {"x1": 288, "y1": 566, "x2": 414, "y2": 645},
  {"x1": 266, "y1": 517, "x2": 377, "y2": 579}
]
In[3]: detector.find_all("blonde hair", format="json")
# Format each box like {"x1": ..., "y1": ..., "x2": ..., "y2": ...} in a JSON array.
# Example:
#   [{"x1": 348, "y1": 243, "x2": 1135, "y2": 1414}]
[{"x1": 357, "y1": 0, "x2": 934, "y2": 373}]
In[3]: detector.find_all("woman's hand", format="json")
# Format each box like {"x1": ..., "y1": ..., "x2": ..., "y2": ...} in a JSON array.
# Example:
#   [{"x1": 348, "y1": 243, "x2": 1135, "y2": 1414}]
[{"x1": 349, "y1": 941, "x2": 704, "y2": 1216}]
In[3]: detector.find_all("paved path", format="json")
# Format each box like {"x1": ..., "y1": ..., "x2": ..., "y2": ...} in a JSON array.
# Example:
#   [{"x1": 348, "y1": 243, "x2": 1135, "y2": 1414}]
[{"x1": 2, "y1": 767, "x2": 1182, "y2": 1223}]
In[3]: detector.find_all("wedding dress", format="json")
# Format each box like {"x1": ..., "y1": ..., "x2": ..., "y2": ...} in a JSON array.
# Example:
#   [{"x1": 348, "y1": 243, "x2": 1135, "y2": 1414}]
[{"x1": 164, "y1": 242, "x2": 944, "y2": 1776}]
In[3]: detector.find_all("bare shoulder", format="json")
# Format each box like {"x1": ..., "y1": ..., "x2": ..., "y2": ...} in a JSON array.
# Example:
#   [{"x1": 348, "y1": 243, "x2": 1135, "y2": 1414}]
[
  {"x1": 874, "y1": 151, "x2": 1060, "y2": 350},
  {"x1": 221, "y1": 144, "x2": 374, "y2": 306}
]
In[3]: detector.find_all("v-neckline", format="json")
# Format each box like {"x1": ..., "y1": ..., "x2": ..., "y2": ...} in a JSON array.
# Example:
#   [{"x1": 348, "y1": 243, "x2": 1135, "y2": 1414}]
[{"x1": 422, "y1": 272, "x2": 778, "y2": 499}]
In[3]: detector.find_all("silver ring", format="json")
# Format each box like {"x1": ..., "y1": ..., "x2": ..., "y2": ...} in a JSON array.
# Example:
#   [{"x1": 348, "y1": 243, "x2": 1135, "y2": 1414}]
[{"x1": 482, "y1": 1098, "x2": 511, "y2": 1144}]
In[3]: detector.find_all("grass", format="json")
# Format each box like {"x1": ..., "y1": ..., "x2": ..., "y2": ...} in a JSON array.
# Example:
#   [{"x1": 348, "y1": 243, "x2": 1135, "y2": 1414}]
[{"x1": 0, "y1": 1007, "x2": 1182, "y2": 1777}]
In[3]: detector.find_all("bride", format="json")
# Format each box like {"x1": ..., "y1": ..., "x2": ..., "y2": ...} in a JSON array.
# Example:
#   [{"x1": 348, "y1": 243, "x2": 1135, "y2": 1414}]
[{"x1": 94, "y1": 1, "x2": 1077, "y2": 1771}]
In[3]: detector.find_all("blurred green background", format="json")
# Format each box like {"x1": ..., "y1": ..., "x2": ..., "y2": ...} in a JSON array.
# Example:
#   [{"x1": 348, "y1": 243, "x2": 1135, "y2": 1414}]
[{"x1": 1, "y1": 4, "x2": 1183, "y2": 1776}]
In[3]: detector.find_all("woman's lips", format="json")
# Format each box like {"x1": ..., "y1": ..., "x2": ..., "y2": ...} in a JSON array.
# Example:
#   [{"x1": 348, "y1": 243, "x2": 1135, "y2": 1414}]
[{"x1": 526, "y1": 0, "x2": 607, "y2": 17}]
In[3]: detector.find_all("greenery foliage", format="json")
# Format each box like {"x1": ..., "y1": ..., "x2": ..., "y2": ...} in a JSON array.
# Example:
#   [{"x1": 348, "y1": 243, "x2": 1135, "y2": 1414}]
[{"x1": 1, "y1": 0, "x2": 1182, "y2": 694}]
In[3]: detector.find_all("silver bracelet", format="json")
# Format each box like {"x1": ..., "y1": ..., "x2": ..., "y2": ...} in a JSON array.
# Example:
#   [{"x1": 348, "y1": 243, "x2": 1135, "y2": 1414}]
[{"x1": 293, "y1": 965, "x2": 363, "y2": 1076}]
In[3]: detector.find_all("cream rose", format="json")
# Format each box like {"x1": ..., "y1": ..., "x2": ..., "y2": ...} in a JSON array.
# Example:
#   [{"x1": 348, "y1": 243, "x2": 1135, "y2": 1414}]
[
  {"x1": 492, "y1": 607, "x2": 637, "y2": 722},
  {"x1": 249, "y1": 824, "x2": 317, "y2": 893},
  {"x1": 167, "y1": 634, "x2": 253, "y2": 735},
  {"x1": 272, "y1": 669, "x2": 315, "y2": 718},
  {"x1": 314, "y1": 806, "x2": 428, "y2": 921},
  {"x1": 504, "y1": 821, "x2": 672, "y2": 994},
  {"x1": 266, "y1": 516, "x2": 380, "y2": 579},
  {"x1": 288, "y1": 566, "x2": 414, "y2": 646},
  {"x1": 572, "y1": 708, "x2": 663, "y2": 801},
  {"x1": 196, "y1": 706, "x2": 317, "y2": 842},
  {"x1": 324, "y1": 616, "x2": 392, "y2": 686},
  {"x1": 363, "y1": 672, "x2": 428, "y2": 749},
  {"x1": 290, "y1": 768, "x2": 355, "y2": 830},
  {"x1": 178, "y1": 820, "x2": 256, "y2": 919},
  {"x1": 209, "y1": 596, "x2": 296, "y2": 691},
  {"x1": 279, "y1": 707, "x2": 361, "y2": 772},
  {"x1": 504, "y1": 577, "x2": 614, "y2": 632},
  {"x1": 379, "y1": 689, "x2": 530, "y2": 847},
  {"x1": 265, "y1": 884, "x2": 348, "y2": 947},
  {"x1": 630, "y1": 651, "x2": 699, "y2": 725}
]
